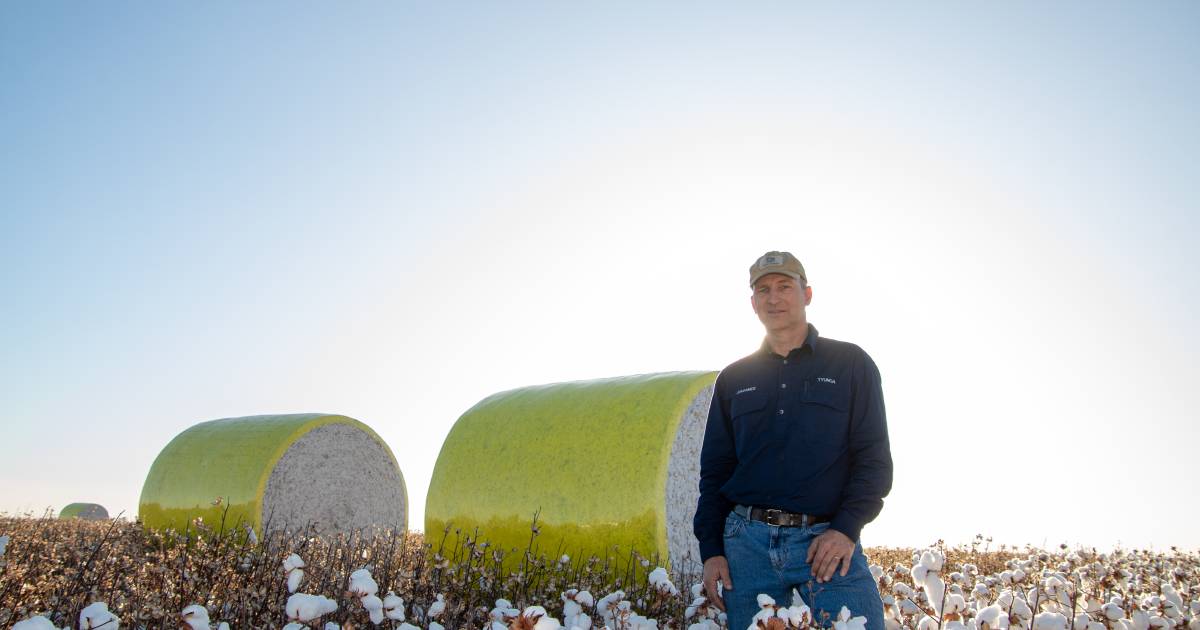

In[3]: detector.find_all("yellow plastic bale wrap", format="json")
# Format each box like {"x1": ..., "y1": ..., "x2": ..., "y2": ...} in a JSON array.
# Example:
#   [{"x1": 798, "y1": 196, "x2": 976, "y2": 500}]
[
  {"x1": 139, "y1": 413, "x2": 407, "y2": 537},
  {"x1": 426, "y1": 371, "x2": 716, "y2": 573},
  {"x1": 59, "y1": 503, "x2": 109, "y2": 520}
]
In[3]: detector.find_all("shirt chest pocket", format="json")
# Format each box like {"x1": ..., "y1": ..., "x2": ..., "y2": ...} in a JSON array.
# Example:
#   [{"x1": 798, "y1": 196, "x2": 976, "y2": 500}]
[
  {"x1": 800, "y1": 383, "x2": 851, "y2": 447},
  {"x1": 730, "y1": 390, "x2": 769, "y2": 421}
]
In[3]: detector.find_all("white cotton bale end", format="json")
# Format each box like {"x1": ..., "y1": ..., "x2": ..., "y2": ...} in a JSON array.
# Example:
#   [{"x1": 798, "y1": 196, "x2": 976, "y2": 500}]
[
  {"x1": 139, "y1": 413, "x2": 406, "y2": 537},
  {"x1": 426, "y1": 371, "x2": 716, "y2": 574}
]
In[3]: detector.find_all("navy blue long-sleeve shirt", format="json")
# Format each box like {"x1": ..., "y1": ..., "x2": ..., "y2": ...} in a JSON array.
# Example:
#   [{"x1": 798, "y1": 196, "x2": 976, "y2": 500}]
[{"x1": 693, "y1": 324, "x2": 893, "y2": 562}]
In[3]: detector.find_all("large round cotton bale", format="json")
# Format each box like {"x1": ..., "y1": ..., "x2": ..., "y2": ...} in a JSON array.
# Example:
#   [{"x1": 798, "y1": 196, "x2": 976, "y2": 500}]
[
  {"x1": 426, "y1": 371, "x2": 716, "y2": 574},
  {"x1": 139, "y1": 413, "x2": 406, "y2": 537},
  {"x1": 59, "y1": 503, "x2": 109, "y2": 520}
]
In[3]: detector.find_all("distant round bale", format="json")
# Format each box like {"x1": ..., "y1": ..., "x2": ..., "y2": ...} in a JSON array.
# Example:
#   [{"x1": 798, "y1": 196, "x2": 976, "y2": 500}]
[
  {"x1": 59, "y1": 503, "x2": 109, "y2": 520},
  {"x1": 426, "y1": 371, "x2": 716, "y2": 574},
  {"x1": 139, "y1": 413, "x2": 407, "y2": 537}
]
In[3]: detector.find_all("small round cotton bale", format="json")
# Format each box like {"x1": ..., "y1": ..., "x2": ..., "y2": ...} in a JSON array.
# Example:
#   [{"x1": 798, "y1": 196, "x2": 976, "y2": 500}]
[
  {"x1": 426, "y1": 371, "x2": 715, "y2": 574},
  {"x1": 59, "y1": 503, "x2": 109, "y2": 520},
  {"x1": 139, "y1": 413, "x2": 406, "y2": 537}
]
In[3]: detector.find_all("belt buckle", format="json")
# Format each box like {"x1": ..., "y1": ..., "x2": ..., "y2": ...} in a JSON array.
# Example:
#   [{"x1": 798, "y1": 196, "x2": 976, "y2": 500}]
[{"x1": 764, "y1": 508, "x2": 783, "y2": 526}]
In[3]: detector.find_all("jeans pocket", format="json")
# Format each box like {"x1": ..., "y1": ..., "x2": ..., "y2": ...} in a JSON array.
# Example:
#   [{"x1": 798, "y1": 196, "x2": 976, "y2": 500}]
[{"x1": 723, "y1": 512, "x2": 747, "y2": 538}]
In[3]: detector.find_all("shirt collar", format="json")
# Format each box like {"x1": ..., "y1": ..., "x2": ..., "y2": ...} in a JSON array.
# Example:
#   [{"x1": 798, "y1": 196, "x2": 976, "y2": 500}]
[{"x1": 757, "y1": 323, "x2": 819, "y2": 359}]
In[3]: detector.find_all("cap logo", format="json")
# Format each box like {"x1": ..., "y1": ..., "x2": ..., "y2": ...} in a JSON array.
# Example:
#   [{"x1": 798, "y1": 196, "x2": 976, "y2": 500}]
[{"x1": 757, "y1": 254, "x2": 784, "y2": 268}]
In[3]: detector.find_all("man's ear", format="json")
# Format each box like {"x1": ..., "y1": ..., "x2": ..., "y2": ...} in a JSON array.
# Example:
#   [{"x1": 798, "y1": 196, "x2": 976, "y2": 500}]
[{"x1": 804, "y1": 285, "x2": 813, "y2": 306}]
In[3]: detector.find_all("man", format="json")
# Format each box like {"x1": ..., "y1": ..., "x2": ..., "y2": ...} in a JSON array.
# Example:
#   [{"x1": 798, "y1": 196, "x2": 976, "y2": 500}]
[{"x1": 694, "y1": 251, "x2": 892, "y2": 630}]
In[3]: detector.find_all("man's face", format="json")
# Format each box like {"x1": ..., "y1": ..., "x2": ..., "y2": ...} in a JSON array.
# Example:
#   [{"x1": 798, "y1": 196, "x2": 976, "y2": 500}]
[{"x1": 751, "y1": 273, "x2": 812, "y2": 333}]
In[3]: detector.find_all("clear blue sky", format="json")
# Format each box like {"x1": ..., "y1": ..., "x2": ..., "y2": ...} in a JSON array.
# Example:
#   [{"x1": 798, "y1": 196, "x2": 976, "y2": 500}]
[{"x1": 3, "y1": 3, "x2": 1198, "y2": 550}]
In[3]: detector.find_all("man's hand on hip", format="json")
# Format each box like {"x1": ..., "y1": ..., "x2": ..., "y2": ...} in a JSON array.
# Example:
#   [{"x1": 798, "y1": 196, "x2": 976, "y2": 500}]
[
  {"x1": 806, "y1": 528, "x2": 855, "y2": 583},
  {"x1": 702, "y1": 555, "x2": 734, "y2": 611}
]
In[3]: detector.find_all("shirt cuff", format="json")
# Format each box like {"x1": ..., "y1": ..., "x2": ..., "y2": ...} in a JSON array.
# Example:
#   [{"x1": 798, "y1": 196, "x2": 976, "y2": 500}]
[
  {"x1": 829, "y1": 513, "x2": 863, "y2": 543},
  {"x1": 698, "y1": 537, "x2": 725, "y2": 563}
]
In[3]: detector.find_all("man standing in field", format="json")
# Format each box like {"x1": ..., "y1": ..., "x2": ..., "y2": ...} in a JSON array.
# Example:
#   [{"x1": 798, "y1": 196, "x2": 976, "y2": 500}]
[{"x1": 694, "y1": 251, "x2": 892, "y2": 630}]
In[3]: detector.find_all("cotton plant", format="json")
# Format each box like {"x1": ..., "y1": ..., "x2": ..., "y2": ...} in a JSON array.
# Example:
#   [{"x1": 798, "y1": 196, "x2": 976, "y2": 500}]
[
  {"x1": 347, "y1": 567, "x2": 385, "y2": 624},
  {"x1": 748, "y1": 593, "x2": 814, "y2": 630},
  {"x1": 597, "y1": 590, "x2": 627, "y2": 628},
  {"x1": 284, "y1": 552, "x2": 306, "y2": 593},
  {"x1": 649, "y1": 567, "x2": 680, "y2": 597},
  {"x1": 912, "y1": 549, "x2": 948, "y2": 618},
  {"x1": 561, "y1": 589, "x2": 595, "y2": 630},
  {"x1": 12, "y1": 616, "x2": 67, "y2": 630},
  {"x1": 80, "y1": 602, "x2": 119, "y2": 630},
  {"x1": 489, "y1": 598, "x2": 521, "y2": 630},
  {"x1": 510, "y1": 605, "x2": 565, "y2": 630},
  {"x1": 384, "y1": 591, "x2": 407, "y2": 622},
  {"x1": 181, "y1": 604, "x2": 231, "y2": 630},
  {"x1": 686, "y1": 583, "x2": 725, "y2": 630},
  {"x1": 286, "y1": 593, "x2": 338, "y2": 625}
]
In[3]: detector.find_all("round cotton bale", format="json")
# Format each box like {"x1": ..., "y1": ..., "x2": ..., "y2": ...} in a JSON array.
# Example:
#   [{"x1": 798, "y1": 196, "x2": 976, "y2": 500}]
[
  {"x1": 59, "y1": 503, "x2": 109, "y2": 520},
  {"x1": 139, "y1": 413, "x2": 407, "y2": 537},
  {"x1": 426, "y1": 371, "x2": 716, "y2": 574}
]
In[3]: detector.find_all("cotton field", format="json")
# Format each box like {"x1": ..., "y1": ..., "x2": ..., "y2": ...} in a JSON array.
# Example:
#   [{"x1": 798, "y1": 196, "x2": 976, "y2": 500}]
[{"x1": 1, "y1": 517, "x2": 1196, "y2": 630}]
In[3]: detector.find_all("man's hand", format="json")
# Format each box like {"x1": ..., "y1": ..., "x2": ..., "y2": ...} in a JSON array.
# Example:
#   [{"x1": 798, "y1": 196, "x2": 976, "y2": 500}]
[
  {"x1": 806, "y1": 528, "x2": 855, "y2": 583},
  {"x1": 702, "y1": 555, "x2": 734, "y2": 611}
]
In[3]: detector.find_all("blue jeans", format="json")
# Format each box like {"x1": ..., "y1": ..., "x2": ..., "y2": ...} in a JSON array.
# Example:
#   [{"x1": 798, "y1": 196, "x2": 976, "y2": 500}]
[{"x1": 722, "y1": 511, "x2": 883, "y2": 630}]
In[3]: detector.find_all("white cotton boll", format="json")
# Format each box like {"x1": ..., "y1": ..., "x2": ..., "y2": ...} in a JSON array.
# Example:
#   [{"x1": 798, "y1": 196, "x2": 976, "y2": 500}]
[
  {"x1": 284, "y1": 553, "x2": 306, "y2": 572},
  {"x1": 950, "y1": 572, "x2": 967, "y2": 584},
  {"x1": 181, "y1": 604, "x2": 211, "y2": 630},
  {"x1": 1104, "y1": 603, "x2": 1127, "y2": 621},
  {"x1": 785, "y1": 604, "x2": 812, "y2": 628},
  {"x1": 924, "y1": 574, "x2": 948, "y2": 616},
  {"x1": 519, "y1": 606, "x2": 560, "y2": 630},
  {"x1": 362, "y1": 594, "x2": 384, "y2": 625},
  {"x1": 757, "y1": 594, "x2": 778, "y2": 609},
  {"x1": 918, "y1": 615, "x2": 941, "y2": 630},
  {"x1": 12, "y1": 616, "x2": 66, "y2": 630},
  {"x1": 1033, "y1": 612, "x2": 1068, "y2": 630},
  {"x1": 901, "y1": 599, "x2": 923, "y2": 616},
  {"x1": 430, "y1": 623, "x2": 446, "y2": 630},
  {"x1": 977, "y1": 605, "x2": 1010, "y2": 630},
  {"x1": 648, "y1": 567, "x2": 679, "y2": 595},
  {"x1": 428, "y1": 593, "x2": 447, "y2": 619},
  {"x1": 896, "y1": 583, "x2": 916, "y2": 598},
  {"x1": 835, "y1": 606, "x2": 869, "y2": 630},
  {"x1": 80, "y1": 602, "x2": 119, "y2": 630},
  {"x1": 286, "y1": 593, "x2": 338, "y2": 622},
  {"x1": 349, "y1": 568, "x2": 379, "y2": 597},
  {"x1": 1001, "y1": 572, "x2": 1015, "y2": 585},
  {"x1": 1149, "y1": 617, "x2": 1172, "y2": 630},
  {"x1": 1086, "y1": 622, "x2": 1106, "y2": 630},
  {"x1": 922, "y1": 550, "x2": 946, "y2": 572},
  {"x1": 282, "y1": 623, "x2": 308, "y2": 630},
  {"x1": 323, "y1": 624, "x2": 340, "y2": 630},
  {"x1": 946, "y1": 594, "x2": 968, "y2": 616},
  {"x1": 914, "y1": 565, "x2": 930, "y2": 583},
  {"x1": 397, "y1": 624, "x2": 422, "y2": 630},
  {"x1": 384, "y1": 592, "x2": 406, "y2": 621},
  {"x1": 288, "y1": 568, "x2": 305, "y2": 593},
  {"x1": 871, "y1": 565, "x2": 885, "y2": 580},
  {"x1": 576, "y1": 591, "x2": 595, "y2": 608},
  {"x1": 1133, "y1": 610, "x2": 1152, "y2": 630}
]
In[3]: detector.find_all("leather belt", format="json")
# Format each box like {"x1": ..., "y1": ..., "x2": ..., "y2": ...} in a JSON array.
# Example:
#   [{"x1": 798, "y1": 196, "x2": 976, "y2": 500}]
[{"x1": 734, "y1": 504, "x2": 831, "y2": 527}]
